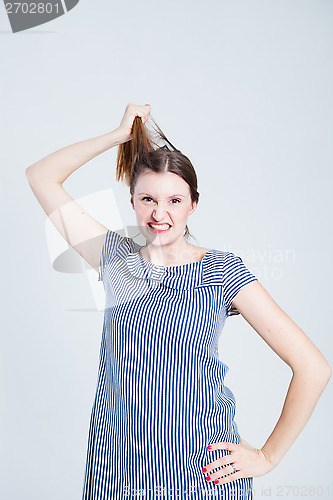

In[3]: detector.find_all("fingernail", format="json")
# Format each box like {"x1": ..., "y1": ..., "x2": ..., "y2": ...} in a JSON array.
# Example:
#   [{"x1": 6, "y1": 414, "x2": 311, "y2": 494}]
[
  {"x1": 202, "y1": 467, "x2": 207, "y2": 472},
  {"x1": 214, "y1": 480, "x2": 219, "y2": 484},
  {"x1": 207, "y1": 445, "x2": 212, "y2": 450},
  {"x1": 205, "y1": 476, "x2": 211, "y2": 481}
]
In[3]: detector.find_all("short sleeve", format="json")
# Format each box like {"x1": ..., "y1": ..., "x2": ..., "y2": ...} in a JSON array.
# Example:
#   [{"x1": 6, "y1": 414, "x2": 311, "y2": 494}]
[
  {"x1": 222, "y1": 252, "x2": 258, "y2": 316},
  {"x1": 98, "y1": 229, "x2": 127, "y2": 282}
]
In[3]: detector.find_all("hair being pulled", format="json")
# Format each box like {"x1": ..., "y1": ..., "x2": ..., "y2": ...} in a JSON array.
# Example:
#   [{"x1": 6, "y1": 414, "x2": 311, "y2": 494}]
[{"x1": 116, "y1": 114, "x2": 200, "y2": 241}]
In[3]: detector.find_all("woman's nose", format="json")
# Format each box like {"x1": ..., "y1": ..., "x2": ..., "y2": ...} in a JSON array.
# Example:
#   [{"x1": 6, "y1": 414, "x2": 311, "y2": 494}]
[{"x1": 152, "y1": 206, "x2": 168, "y2": 220}]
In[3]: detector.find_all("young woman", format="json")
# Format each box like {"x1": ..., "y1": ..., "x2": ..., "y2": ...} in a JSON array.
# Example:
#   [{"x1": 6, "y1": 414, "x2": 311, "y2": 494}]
[{"x1": 26, "y1": 102, "x2": 331, "y2": 500}]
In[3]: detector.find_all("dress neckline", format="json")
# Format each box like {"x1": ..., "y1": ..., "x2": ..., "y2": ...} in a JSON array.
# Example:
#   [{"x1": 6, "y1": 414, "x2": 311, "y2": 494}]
[
  {"x1": 115, "y1": 238, "x2": 221, "y2": 290},
  {"x1": 136, "y1": 246, "x2": 213, "y2": 271}
]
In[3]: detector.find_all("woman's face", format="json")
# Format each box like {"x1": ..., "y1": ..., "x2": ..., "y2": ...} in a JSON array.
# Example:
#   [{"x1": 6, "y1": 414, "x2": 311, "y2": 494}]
[{"x1": 131, "y1": 170, "x2": 197, "y2": 246}]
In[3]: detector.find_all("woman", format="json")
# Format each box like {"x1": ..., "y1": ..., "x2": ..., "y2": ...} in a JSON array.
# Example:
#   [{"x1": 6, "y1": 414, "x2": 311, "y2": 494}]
[{"x1": 26, "y1": 102, "x2": 331, "y2": 500}]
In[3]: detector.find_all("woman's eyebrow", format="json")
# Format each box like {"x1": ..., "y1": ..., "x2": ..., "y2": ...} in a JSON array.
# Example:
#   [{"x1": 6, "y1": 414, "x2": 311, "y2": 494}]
[{"x1": 138, "y1": 193, "x2": 185, "y2": 198}]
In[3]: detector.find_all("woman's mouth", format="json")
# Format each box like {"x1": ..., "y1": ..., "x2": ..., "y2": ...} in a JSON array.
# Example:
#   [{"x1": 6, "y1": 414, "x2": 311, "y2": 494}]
[{"x1": 147, "y1": 222, "x2": 172, "y2": 233}]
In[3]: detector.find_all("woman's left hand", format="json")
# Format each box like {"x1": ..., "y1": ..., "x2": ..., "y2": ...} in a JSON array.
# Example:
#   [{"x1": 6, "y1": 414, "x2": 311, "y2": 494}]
[{"x1": 202, "y1": 438, "x2": 276, "y2": 487}]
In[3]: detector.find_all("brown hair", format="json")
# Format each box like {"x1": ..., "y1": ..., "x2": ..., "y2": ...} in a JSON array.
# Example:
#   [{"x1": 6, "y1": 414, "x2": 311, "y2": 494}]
[{"x1": 116, "y1": 115, "x2": 200, "y2": 241}]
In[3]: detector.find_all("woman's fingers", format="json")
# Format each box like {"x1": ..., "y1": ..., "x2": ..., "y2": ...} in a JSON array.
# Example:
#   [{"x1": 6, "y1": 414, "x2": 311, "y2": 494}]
[
  {"x1": 117, "y1": 102, "x2": 151, "y2": 139},
  {"x1": 202, "y1": 438, "x2": 276, "y2": 487},
  {"x1": 202, "y1": 455, "x2": 240, "y2": 486},
  {"x1": 213, "y1": 470, "x2": 244, "y2": 487},
  {"x1": 127, "y1": 102, "x2": 151, "y2": 119},
  {"x1": 141, "y1": 104, "x2": 151, "y2": 123}
]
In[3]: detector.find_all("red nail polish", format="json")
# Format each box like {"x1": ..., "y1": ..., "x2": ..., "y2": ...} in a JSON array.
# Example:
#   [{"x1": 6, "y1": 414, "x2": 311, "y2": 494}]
[
  {"x1": 202, "y1": 467, "x2": 207, "y2": 472},
  {"x1": 206, "y1": 476, "x2": 211, "y2": 481},
  {"x1": 207, "y1": 445, "x2": 212, "y2": 450},
  {"x1": 214, "y1": 480, "x2": 219, "y2": 484}
]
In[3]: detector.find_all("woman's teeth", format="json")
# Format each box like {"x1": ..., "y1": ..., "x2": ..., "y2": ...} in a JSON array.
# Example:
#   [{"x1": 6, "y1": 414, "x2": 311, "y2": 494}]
[{"x1": 148, "y1": 223, "x2": 171, "y2": 231}]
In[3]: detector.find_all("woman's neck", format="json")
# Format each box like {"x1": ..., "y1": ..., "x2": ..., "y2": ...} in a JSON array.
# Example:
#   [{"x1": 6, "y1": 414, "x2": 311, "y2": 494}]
[{"x1": 139, "y1": 240, "x2": 207, "y2": 267}]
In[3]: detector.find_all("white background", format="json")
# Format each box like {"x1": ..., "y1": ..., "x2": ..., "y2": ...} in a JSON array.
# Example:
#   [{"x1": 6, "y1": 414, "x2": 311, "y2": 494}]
[{"x1": 1, "y1": 1, "x2": 332, "y2": 499}]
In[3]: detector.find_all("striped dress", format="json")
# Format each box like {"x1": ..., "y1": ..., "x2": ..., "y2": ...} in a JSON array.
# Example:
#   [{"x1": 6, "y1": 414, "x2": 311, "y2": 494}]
[{"x1": 82, "y1": 229, "x2": 258, "y2": 500}]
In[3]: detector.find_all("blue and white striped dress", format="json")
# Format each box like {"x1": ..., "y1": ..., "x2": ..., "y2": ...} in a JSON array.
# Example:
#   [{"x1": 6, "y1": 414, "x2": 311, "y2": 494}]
[{"x1": 82, "y1": 229, "x2": 258, "y2": 499}]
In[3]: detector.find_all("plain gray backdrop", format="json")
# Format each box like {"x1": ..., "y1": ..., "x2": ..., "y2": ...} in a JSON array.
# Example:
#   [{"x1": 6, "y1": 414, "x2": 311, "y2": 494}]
[{"x1": 1, "y1": 1, "x2": 332, "y2": 499}]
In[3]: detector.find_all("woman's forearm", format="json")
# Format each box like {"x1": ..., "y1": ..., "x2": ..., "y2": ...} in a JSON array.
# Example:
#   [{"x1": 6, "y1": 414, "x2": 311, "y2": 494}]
[
  {"x1": 26, "y1": 127, "x2": 125, "y2": 185},
  {"x1": 260, "y1": 366, "x2": 331, "y2": 467}
]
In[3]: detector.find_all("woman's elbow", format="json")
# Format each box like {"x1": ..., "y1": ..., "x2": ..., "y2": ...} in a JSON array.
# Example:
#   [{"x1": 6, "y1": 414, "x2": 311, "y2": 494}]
[
  {"x1": 309, "y1": 362, "x2": 331, "y2": 385},
  {"x1": 323, "y1": 363, "x2": 332, "y2": 381},
  {"x1": 292, "y1": 357, "x2": 332, "y2": 384}
]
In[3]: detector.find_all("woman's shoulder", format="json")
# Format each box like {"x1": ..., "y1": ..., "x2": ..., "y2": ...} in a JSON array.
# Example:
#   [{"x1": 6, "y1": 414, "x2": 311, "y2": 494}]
[
  {"x1": 203, "y1": 246, "x2": 238, "y2": 262},
  {"x1": 202, "y1": 247, "x2": 246, "y2": 277}
]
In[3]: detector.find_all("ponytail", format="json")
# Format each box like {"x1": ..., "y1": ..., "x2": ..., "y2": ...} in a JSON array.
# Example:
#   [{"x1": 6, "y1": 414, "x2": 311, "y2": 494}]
[
  {"x1": 116, "y1": 116, "x2": 154, "y2": 187},
  {"x1": 116, "y1": 115, "x2": 182, "y2": 187}
]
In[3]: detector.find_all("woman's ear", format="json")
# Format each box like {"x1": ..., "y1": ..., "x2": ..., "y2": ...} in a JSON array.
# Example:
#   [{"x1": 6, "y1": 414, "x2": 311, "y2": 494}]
[
  {"x1": 130, "y1": 195, "x2": 135, "y2": 210},
  {"x1": 189, "y1": 201, "x2": 197, "y2": 214}
]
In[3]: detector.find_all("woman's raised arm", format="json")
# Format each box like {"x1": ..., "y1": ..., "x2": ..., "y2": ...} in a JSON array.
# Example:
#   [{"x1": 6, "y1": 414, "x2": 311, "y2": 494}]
[
  {"x1": 25, "y1": 128, "x2": 126, "y2": 273},
  {"x1": 25, "y1": 103, "x2": 151, "y2": 273}
]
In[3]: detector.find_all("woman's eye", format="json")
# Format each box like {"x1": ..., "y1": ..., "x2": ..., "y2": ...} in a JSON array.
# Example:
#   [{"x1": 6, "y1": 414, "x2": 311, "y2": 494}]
[{"x1": 141, "y1": 197, "x2": 180, "y2": 204}]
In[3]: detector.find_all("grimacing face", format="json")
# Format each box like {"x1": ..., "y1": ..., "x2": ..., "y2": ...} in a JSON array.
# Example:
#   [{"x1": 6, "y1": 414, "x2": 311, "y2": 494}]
[{"x1": 130, "y1": 171, "x2": 197, "y2": 247}]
